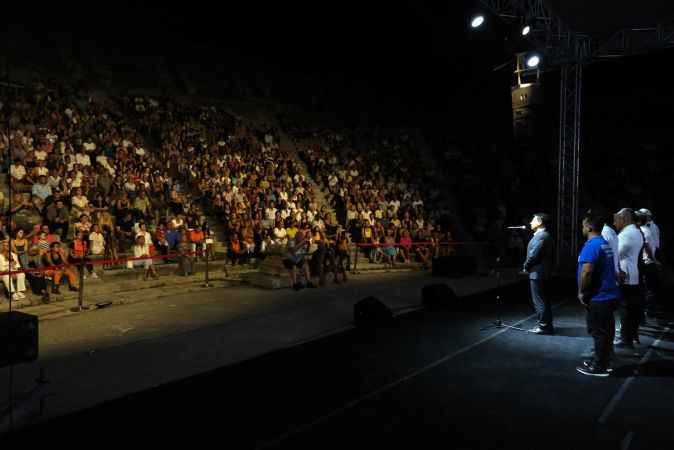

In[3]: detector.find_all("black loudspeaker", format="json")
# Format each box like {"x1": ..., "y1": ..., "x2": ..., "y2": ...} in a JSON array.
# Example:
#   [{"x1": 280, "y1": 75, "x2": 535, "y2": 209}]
[
  {"x1": 422, "y1": 284, "x2": 459, "y2": 309},
  {"x1": 511, "y1": 83, "x2": 544, "y2": 141},
  {"x1": 0, "y1": 311, "x2": 39, "y2": 368},
  {"x1": 432, "y1": 255, "x2": 477, "y2": 277},
  {"x1": 354, "y1": 296, "x2": 392, "y2": 327}
]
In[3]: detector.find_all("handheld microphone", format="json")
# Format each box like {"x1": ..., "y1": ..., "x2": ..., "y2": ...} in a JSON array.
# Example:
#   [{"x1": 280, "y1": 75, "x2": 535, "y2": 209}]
[{"x1": 507, "y1": 226, "x2": 527, "y2": 229}]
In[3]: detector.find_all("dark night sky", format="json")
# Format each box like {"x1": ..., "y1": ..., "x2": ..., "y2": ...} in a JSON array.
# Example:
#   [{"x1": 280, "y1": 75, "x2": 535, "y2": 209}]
[{"x1": 3, "y1": 1, "x2": 674, "y2": 137}]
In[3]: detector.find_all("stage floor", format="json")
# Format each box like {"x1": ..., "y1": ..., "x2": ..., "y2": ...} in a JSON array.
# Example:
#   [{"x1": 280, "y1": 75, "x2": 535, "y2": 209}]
[{"x1": 2, "y1": 272, "x2": 673, "y2": 449}]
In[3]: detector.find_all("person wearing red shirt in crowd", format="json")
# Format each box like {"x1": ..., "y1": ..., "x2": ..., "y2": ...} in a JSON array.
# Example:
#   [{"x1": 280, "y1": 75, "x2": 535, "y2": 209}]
[
  {"x1": 69, "y1": 231, "x2": 97, "y2": 279},
  {"x1": 399, "y1": 229, "x2": 413, "y2": 263},
  {"x1": 227, "y1": 235, "x2": 246, "y2": 266},
  {"x1": 189, "y1": 227, "x2": 205, "y2": 260}
]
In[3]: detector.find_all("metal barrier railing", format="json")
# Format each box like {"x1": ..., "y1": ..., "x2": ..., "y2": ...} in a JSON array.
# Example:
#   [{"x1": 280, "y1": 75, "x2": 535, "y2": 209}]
[
  {"x1": 0, "y1": 249, "x2": 210, "y2": 312},
  {"x1": 349, "y1": 241, "x2": 496, "y2": 274}
]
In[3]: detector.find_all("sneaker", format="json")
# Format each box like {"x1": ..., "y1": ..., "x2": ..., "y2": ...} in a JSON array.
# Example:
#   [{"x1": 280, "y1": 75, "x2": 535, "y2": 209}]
[
  {"x1": 577, "y1": 362, "x2": 609, "y2": 377},
  {"x1": 52, "y1": 286, "x2": 61, "y2": 295},
  {"x1": 91, "y1": 272, "x2": 99, "y2": 279},
  {"x1": 582, "y1": 359, "x2": 613, "y2": 373},
  {"x1": 69, "y1": 286, "x2": 78, "y2": 292},
  {"x1": 13, "y1": 292, "x2": 25, "y2": 299},
  {"x1": 83, "y1": 274, "x2": 87, "y2": 280}
]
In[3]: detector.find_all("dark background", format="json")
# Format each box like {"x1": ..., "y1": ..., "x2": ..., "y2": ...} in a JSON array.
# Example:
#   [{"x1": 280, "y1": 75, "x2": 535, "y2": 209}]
[{"x1": 2, "y1": 0, "x2": 674, "y2": 251}]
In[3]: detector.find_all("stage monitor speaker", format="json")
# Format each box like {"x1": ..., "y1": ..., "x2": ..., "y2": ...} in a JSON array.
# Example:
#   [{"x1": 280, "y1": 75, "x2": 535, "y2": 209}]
[
  {"x1": 422, "y1": 284, "x2": 458, "y2": 309},
  {"x1": 0, "y1": 311, "x2": 39, "y2": 368},
  {"x1": 354, "y1": 296, "x2": 393, "y2": 328},
  {"x1": 432, "y1": 255, "x2": 477, "y2": 277}
]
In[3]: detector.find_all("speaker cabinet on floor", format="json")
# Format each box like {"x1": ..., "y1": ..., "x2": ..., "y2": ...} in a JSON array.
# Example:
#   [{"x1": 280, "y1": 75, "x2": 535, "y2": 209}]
[
  {"x1": 432, "y1": 255, "x2": 477, "y2": 277},
  {"x1": 354, "y1": 296, "x2": 393, "y2": 328},
  {"x1": 422, "y1": 284, "x2": 458, "y2": 309},
  {"x1": 0, "y1": 311, "x2": 39, "y2": 368}
]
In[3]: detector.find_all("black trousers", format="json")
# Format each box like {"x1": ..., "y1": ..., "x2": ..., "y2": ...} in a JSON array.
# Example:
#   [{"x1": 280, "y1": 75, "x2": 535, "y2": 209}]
[
  {"x1": 618, "y1": 285, "x2": 641, "y2": 344},
  {"x1": 642, "y1": 263, "x2": 660, "y2": 315},
  {"x1": 586, "y1": 300, "x2": 616, "y2": 368},
  {"x1": 530, "y1": 279, "x2": 553, "y2": 329}
]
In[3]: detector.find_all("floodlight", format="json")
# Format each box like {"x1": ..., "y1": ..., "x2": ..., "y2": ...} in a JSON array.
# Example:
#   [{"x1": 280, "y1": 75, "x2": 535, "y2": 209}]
[{"x1": 471, "y1": 15, "x2": 485, "y2": 28}]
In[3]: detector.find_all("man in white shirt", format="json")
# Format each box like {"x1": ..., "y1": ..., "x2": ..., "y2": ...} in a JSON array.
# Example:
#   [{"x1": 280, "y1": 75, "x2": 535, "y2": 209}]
[
  {"x1": 636, "y1": 210, "x2": 660, "y2": 321},
  {"x1": 600, "y1": 220, "x2": 620, "y2": 276},
  {"x1": 613, "y1": 208, "x2": 644, "y2": 349},
  {"x1": 637, "y1": 208, "x2": 660, "y2": 258}
]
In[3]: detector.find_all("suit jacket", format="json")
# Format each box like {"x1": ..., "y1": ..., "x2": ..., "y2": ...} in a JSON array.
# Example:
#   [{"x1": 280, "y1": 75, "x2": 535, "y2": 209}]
[{"x1": 523, "y1": 229, "x2": 553, "y2": 280}]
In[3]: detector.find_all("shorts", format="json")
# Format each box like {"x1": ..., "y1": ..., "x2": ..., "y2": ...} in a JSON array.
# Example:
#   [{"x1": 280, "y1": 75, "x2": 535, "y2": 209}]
[
  {"x1": 283, "y1": 258, "x2": 304, "y2": 269},
  {"x1": 384, "y1": 247, "x2": 397, "y2": 257}
]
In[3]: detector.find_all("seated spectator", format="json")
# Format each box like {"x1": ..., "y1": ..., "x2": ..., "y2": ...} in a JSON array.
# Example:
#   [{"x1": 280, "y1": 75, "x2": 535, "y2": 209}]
[
  {"x1": 0, "y1": 240, "x2": 27, "y2": 300},
  {"x1": 73, "y1": 214, "x2": 93, "y2": 236},
  {"x1": 31, "y1": 175, "x2": 52, "y2": 212},
  {"x1": 399, "y1": 229, "x2": 413, "y2": 263},
  {"x1": 45, "y1": 199, "x2": 70, "y2": 239},
  {"x1": 71, "y1": 187, "x2": 92, "y2": 217},
  {"x1": 382, "y1": 228, "x2": 398, "y2": 266},
  {"x1": 133, "y1": 189, "x2": 152, "y2": 220},
  {"x1": 131, "y1": 235, "x2": 158, "y2": 280},
  {"x1": 7, "y1": 193, "x2": 31, "y2": 218},
  {"x1": 26, "y1": 245, "x2": 50, "y2": 304},
  {"x1": 42, "y1": 242, "x2": 78, "y2": 294},
  {"x1": 10, "y1": 161, "x2": 29, "y2": 191},
  {"x1": 11, "y1": 229, "x2": 30, "y2": 270}
]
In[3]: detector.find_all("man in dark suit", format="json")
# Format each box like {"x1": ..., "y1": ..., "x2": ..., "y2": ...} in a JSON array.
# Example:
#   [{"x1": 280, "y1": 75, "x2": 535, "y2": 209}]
[{"x1": 523, "y1": 213, "x2": 555, "y2": 334}]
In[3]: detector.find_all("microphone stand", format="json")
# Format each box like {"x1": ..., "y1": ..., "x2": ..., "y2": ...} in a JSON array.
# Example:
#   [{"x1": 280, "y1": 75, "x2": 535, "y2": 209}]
[{"x1": 481, "y1": 257, "x2": 528, "y2": 333}]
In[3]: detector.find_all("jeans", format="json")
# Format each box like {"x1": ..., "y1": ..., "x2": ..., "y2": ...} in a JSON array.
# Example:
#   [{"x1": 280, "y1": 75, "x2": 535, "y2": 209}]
[
  {"x1": 586, "y1": 300, "x2": 616, "y2": 368},
  {"x1": 530, "y1": 279, "x2": 553, "y2": 329}
]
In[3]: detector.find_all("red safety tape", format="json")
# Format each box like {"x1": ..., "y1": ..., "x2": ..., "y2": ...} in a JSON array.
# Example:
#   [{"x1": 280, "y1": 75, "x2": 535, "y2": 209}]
[{"x1": 0, "y1": 250, "x2": 203, "y2": 277}]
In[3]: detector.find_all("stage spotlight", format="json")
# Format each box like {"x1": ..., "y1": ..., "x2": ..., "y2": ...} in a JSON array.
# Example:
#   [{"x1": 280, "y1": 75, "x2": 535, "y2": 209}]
[
  {"x1": 521, "y1": 25, "x2": 531, "y2": 36},
  {"x1": 526, "y1": 54, "x2": 541, "y2": 68},
  {"x1": 471, "y1": 15, "x2": 485, "y2": 28}
]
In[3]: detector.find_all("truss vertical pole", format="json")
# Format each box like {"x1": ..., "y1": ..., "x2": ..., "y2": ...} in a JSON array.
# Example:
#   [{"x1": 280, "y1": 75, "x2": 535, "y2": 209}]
[{"x1": 556, "y1": 62, "x2": 582, "y2": 272}]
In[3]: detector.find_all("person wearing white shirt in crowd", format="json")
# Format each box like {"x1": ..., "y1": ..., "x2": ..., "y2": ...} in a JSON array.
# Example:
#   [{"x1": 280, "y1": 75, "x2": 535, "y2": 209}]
[
  {"x1": 34, "y1": 148, "x2": 48, "y2": 161},
  {"x1": 0, "y1": 241, "x2": 27, "y2": 300},
  {"x1": 613, "y1": 208, "x2": 644, "y2": 349},
  {"x1": 89, "y1": 224, "x2": 105, "y2": 257},
  {"x1": 75, "y1": 151, "x2": 91, "y2": 166},
  {"x1": 636, "y1": 210, "x2": 661, "y2": 321},
  {"x1": 10, "y1": 162, "x2": 26, "y2": 183}
]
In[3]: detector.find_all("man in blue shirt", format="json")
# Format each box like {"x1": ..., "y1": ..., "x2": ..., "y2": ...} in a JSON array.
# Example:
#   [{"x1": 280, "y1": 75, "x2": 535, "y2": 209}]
[{"x1": 576, "y1": 210, "x2": 620, "y2": 377}]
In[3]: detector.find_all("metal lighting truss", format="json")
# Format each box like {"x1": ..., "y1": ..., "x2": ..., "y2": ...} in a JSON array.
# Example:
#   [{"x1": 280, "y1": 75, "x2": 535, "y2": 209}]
[{"x1": 479, "y1": 0, "x2": 673, "y2": 270}]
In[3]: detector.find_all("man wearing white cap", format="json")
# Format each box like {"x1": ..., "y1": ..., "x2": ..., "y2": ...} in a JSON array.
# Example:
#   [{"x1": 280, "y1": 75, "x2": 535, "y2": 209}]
[
  {"x1": 613, "y1": 208, "x2": 643, "y2": 349},
  {"x1": 637, "y1": 208, "x2": 660, "y2": 260}
]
